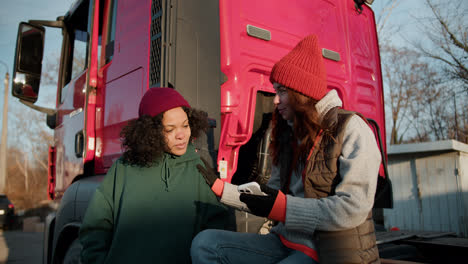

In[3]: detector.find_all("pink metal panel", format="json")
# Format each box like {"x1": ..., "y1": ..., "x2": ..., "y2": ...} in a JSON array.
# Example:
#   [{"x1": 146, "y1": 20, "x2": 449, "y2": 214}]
[
  {"x1": 218, "y1": 0, "x2": 386, "y2": 182},
  {"x1": 94, "y1": 0, "x2": 151, "y2": 171},
  {"x1": 97, "y1": 68, "x2": 145, "y2": 169}
]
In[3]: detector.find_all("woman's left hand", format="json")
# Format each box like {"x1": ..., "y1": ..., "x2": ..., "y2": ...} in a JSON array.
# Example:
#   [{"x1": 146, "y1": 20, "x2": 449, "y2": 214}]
[{"x1": 240, "y1": 184, "x2": 283, "y2": 219}]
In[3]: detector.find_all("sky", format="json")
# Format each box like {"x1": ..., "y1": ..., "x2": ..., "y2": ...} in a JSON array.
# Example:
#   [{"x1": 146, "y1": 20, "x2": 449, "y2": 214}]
[
  {"x1": 0, "y1": 0, "x2": 76, "y2": 148},
  {"x1": 373, "y1": 0, "x2": 433, "y2": 46},
  {"x1": 0, "y1": 0, "x2": 76, "y2": 105},
  {"x1": 0, "y1": 0, "x2": 438, "y2": 146},
  {"x1": 0, "y1": 0, "x2": 75, "y2": 73}
]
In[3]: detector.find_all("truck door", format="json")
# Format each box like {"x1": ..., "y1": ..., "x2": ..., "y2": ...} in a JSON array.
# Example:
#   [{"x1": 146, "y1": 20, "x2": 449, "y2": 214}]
[
  {"x1": 94, "y1": 0, "x2": 150, "y2": 172},
  {"x1": 53, "y1": 0, "x2": 102, "y2": 195}
]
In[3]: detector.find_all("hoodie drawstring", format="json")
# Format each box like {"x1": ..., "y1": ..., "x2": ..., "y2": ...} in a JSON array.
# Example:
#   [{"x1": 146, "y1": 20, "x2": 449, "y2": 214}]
[{"x1": 161, "y1": 158, "x2": 170, "y2": 191}]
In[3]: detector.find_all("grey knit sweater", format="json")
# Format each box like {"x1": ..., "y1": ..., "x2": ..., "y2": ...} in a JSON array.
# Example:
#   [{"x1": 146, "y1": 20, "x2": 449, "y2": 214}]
[{"x1": 219, "y1": 90, "x2": 381, "y2": 252}]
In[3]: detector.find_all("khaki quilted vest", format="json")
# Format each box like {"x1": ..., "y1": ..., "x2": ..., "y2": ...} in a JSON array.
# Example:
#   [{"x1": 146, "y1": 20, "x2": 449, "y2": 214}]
[{"x1": 280, "y1": 109, "x2": 380, "y2": 264}]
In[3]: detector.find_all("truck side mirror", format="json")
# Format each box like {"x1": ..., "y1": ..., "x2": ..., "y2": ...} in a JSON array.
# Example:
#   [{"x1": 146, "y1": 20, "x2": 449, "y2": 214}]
[{"x1": 12, "y1": 22, "x2": 45, "y2": 103}]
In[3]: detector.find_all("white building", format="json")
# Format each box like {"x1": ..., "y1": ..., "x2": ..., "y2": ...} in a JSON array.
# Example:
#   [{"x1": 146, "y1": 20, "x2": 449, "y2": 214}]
[{"x1": 384, "y1": 140, "x2": 468, "y2": 237}]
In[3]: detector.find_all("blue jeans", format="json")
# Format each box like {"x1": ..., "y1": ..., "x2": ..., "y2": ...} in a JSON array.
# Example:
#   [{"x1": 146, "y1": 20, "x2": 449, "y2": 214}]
[{"x1": 191, "y1": 229, "x2": 318, "y2": 264}]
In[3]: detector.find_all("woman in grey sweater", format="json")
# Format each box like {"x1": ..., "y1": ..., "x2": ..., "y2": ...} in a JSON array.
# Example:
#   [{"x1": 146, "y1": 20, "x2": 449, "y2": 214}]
[{"x1": 191, "y1": 34, "x2": 381, "y2": 264}]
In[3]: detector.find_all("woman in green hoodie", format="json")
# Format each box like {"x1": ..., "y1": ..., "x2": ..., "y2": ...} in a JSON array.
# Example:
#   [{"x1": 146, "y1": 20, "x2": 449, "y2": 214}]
[{"x1": 79, "y1": 88, "x2": 231, "y2": 264}]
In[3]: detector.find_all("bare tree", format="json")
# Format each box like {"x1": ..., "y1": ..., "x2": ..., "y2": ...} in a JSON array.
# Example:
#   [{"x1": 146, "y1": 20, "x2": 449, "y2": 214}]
[
  {"x1": 4, "y1": 33, "x2": 86, "y2": 210},
  {"x1": 381, "y1": 46, "x2": 425, "y2": 144},
  {"x1": 6, "y1": 145, "x2": 49, "y2": 210},
  {"x1": 381, "y1": 44, "x2": 467, "y2": 144},
  {"x1": 375, "y1": 0, "x2": 402, "y2": 44},
  {"x1": 376, "y1": 0, "x2": 468, "y2": 144},
  {"x1": 41, "y1": 51, "x2": 61, "y2": 87},
  {"x1": 6, "y1": 49, "x2": 60, "y2": 210},
  {"x1": 405, "y1": 63, "x2": 439, "y2": 142},
  {"x1": 5, "y1": 104, "x2": 53, "y2": 210},
  {"x1": 413, "y1": 0, "x2": 468, "y2": 92},
  {"x1": 41, "y1": 49, "x2": 86, "y2": 87}
]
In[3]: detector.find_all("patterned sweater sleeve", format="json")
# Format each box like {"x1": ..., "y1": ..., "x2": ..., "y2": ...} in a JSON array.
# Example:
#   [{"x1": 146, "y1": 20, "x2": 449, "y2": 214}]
[{"x1": 285, "y1": 115, "x2": 381, "y2": 234}]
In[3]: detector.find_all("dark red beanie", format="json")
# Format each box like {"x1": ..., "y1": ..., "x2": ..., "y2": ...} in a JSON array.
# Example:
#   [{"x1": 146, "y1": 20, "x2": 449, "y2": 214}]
[
  {"x1": 269, "y1": 34, "x2": 327, "y2": 100},
  {"x1": 138, "y1": 88, "x2": 191, "y2": 117}
]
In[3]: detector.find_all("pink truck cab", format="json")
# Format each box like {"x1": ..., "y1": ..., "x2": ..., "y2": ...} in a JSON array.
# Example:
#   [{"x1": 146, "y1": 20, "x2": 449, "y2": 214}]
[{"x1": 11, "y1": 0, "x2": 391, "y2": 263}]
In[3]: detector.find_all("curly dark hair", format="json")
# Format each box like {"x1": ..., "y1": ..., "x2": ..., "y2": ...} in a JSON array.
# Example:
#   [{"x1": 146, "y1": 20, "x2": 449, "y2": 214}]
[{"x1": 120, "y1": 107, "x2": 208, "y2": 167}]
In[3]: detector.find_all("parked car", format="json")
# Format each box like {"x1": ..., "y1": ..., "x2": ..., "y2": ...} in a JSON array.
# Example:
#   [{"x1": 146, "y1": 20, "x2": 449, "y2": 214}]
[{"x1": 0, "y1": 195, "x2": 15, "y2": 229}]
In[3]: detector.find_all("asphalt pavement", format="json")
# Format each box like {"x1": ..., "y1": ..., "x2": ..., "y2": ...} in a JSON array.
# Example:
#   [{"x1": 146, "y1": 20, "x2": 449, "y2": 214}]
[{"x1": 0, "y1": 230, "x2": 43, "y2": 264}]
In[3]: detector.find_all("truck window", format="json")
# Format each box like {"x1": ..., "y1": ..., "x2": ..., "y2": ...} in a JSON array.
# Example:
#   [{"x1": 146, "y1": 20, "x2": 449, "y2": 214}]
[
  {"x1": 61, "y1": 0, "x2": 108, "y2": 103},
  {"x1": 71, "y1": 29, "x2": 88, "y2": 80},
  {"x1": 104, "y1": 0, "x2": 117, "y2": 64},
  {"x1": 61, "y1": 0, "x2": 90, "y2": 102}
]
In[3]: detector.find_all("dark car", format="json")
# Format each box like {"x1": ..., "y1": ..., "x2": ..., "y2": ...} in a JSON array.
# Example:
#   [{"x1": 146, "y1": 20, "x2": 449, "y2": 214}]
[{"x1": 0, "y1": 195, "x2": 15, "y2": 229}]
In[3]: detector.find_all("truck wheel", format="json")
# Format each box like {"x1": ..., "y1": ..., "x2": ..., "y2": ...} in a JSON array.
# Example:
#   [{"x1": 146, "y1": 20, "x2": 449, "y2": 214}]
[{"x1": 63, "y1": 239, "x2": 82, "y2": 264}]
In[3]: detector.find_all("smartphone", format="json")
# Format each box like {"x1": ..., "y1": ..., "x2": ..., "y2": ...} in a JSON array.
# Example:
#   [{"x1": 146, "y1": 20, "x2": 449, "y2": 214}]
[{"x1": 237, "y1": 182, "x2": 267, "y2": 196}]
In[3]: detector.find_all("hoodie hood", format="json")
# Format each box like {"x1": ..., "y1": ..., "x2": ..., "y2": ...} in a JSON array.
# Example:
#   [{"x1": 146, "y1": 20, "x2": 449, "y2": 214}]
[{"x1": 161, "y1": 143, "x2": 199, "y2": 191}]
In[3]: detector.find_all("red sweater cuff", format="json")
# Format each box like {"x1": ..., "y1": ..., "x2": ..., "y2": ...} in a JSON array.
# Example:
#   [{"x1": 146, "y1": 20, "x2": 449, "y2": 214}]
[
  {"x1": 268, "y1": 191, "x2": 286, "y2": 222},
  {"x1": 211, "y1": 179, "x2": 224, "y2": 197}
]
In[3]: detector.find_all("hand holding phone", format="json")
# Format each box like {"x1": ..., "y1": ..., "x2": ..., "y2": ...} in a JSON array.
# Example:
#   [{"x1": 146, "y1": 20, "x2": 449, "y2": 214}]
[{"x1": 237, "y1": 182, "x2": 267, "y2": 196}]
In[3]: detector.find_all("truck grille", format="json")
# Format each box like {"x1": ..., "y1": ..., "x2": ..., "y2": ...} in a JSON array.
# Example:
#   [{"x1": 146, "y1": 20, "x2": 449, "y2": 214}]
[{"x1": 150, "y1": 0, "x2": 162, "y2": 87}]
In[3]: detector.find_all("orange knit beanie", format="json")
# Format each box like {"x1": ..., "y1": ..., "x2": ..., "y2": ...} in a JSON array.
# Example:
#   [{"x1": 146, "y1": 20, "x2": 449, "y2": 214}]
[{"x1": 270, "y1": 34, "x2": 327, "y2": 100}]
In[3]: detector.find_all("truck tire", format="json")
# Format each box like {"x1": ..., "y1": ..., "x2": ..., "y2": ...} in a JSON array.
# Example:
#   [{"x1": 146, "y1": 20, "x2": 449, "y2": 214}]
[{"x1": 62, "y1": 239, "x2": 82, "y2": 264}]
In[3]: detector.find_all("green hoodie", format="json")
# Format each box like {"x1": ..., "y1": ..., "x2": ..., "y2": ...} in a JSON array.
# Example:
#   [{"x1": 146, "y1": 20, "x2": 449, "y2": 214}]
[{"x1": 79, "y1": 145, "x2": 230, "y2": 263}]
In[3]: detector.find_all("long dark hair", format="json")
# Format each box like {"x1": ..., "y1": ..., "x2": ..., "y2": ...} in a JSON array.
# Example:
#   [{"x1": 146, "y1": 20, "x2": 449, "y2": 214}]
[
  {"x1": 270, "y1": 89, "x2": 323, "y2": 168},
  {"x1": 120, "y1": 107, "x2": 208, "y2": 167}
]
